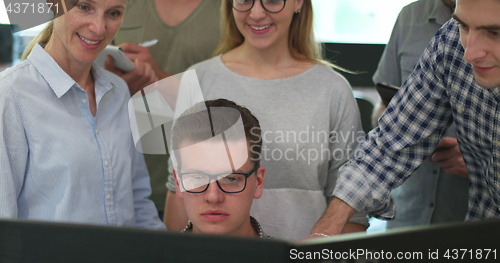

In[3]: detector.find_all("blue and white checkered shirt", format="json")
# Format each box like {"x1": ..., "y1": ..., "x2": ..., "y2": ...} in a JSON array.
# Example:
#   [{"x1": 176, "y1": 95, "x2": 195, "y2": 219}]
[{"x1": 334, "y1": 19, "x2": 500, "y2": 221}]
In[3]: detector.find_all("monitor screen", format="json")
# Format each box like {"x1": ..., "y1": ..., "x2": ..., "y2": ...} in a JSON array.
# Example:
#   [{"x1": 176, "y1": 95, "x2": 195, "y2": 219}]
[{"x1": 313, "y1": 0, "x2": 417, "y2": 44}]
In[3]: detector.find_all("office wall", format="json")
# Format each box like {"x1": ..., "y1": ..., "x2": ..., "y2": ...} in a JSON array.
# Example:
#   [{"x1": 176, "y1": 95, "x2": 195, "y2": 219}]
[
  {"x1": 323, "y1": 43, "x2": 386, "y2": 88},
  {"x1": 0, "y1": 24, "x2": 12, "y2": 63}
]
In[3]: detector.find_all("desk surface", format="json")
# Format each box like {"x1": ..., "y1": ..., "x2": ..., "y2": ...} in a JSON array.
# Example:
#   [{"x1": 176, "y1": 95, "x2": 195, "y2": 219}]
[
  {"x1": 2, "y1": 218, "x2": 500, "y2": 262},
  {"x1": 0, "y1": 219, "x2": 289, "y2": 263}
]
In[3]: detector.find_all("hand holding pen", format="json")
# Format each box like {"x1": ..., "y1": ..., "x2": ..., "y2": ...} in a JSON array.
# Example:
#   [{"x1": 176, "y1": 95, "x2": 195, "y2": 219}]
[{"x1": 117, "y1": 40, "x2": 170, "y2": 80}]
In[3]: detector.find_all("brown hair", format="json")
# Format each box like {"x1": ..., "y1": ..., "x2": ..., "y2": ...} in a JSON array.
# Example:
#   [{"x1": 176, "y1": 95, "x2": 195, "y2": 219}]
[{"x1": 172, "y1": 99, "x2": 262, "y2": 165}]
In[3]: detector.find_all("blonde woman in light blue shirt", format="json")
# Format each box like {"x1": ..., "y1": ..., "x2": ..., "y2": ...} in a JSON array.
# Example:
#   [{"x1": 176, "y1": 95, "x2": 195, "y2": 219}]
[{"x1": 0, "y1": 0, "x2": 163, "y2": 229}]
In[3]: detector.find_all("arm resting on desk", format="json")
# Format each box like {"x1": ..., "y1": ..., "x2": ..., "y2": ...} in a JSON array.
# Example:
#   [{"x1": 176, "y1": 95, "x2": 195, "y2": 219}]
[{"x1": 308, "y1": 197, "x2": 357, "y2": 239}]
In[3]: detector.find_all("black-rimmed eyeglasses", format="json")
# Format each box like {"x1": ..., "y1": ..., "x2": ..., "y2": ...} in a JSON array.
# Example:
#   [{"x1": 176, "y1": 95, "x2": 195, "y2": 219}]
[
  {"x1": 232, "y1": 0, "x2": 287, "y2": 14},
  {"x1": 178, "y1": 164, "x2": 260, "y2": 194}
]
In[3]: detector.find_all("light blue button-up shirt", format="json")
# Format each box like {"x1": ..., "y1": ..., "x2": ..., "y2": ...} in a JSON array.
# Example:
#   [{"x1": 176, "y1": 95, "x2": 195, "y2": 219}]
[{"x1": 0, "y1": 43, "x2": 164, "y2": 229}]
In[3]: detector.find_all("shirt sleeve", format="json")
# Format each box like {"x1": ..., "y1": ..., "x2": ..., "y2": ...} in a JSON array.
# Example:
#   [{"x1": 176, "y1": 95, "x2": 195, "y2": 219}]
[
  {"x1": 372, "y1": 11, "x2": 404, "y2": 87},
  {"x1": 333, "y1": 22, "x2": 454, "y2": 220},
  {"x1": 0, "y1": 78, "x2": 28, "y2": 218},
  {"x1": 131, "y1": 134, "x2": 166, "y2": 229},
  {"x1": 324, "y1": 73, "x2": 369, "y2": 227}
]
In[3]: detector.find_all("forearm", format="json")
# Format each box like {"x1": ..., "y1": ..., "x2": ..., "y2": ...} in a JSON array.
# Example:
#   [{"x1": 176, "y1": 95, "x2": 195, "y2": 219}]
[
  {"x1": 0, "y1": 83, "x2": 27, "y2": 218},
  {"x1": 310, "y1": 197, "x2": 357, "y2": 236}
]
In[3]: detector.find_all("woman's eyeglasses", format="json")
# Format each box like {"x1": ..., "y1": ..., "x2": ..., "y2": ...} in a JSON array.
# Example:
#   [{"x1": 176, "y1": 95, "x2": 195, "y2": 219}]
[{"x1": 232, "y1": 0, "x2": 287, "y2": 14}]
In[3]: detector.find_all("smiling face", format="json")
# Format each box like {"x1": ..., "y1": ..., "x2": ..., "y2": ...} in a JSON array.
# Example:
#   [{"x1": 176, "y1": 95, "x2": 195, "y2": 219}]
[
  {"x1": 232, "y1": 0, "x2": 304, "y2": 51},
  {"x1": 174, "y1": 139, "x2": 265, "y2": 237},
  {"x1": 47, "y1": 0, "x2": 126, "y2": 67},
  {"x1": 454, "y1": 0, "x2": 500, "y2": 89}
]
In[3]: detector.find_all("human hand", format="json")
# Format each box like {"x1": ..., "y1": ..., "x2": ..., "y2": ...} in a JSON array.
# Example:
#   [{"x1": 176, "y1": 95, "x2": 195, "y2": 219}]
[
  {"x1": 298, "y1": 233, "x2": 331, "y2": 242},
  {"x1": 105, "y1": 55, "x2": 158, "y2": 96},
  {"x1": 297, "y1": 198, "x2": 355, "y2": 242},
  {"x1": 118, "y1": 42, "x2": 171, "y2": 80},
  {"x1": 428, "y1": 137, "x2": 469, "y2": 178}
]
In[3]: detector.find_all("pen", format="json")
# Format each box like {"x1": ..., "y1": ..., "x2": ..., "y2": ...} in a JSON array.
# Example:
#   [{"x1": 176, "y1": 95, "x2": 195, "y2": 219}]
[{"x1": 139, "y1": 39, "x2": 159, "y2": 48}]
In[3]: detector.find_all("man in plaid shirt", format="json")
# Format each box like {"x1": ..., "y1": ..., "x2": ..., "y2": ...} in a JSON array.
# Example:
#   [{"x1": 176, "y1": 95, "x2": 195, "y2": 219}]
[{"x1": 307, "y1": 0, "x2": 500, "y2": 238}]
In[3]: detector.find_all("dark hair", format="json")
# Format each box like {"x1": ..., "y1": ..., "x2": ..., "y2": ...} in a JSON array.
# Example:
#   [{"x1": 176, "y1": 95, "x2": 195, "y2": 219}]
[{"x1": 172, "y1": 99, "x2": 262, "y2": 165}]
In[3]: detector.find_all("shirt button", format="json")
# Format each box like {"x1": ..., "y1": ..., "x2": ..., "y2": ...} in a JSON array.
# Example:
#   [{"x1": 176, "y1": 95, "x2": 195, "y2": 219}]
[
  {"x1": 82, "y1": 98, "x2": 87, "y2": 104},
  {"x1": 457, "y1": 108, "x2": 463, "y2": 114},
  {"x1": 106, "y1": 194, "x2": 112, "y2": 201},
  {"x1": 104, "y1": 160, "x2": 109, "y2": 167},
  {"x1": 95, "y1": 128, "x2": 100, "y2": 135}
]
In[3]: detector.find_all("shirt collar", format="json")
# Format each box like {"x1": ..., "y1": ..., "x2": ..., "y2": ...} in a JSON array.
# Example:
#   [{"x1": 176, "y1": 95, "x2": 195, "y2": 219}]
[
  {"x1": 181, "y1": 216, "x2": 272, "y2": 239},
  {"x1": 28, "y1": 43, "x2": 117, "y2": 98},
  {"x1": 28, "y1": 43, "x2": 76, "y2": 98},
  {"x1": 429, "y1": 1, "x2": 453, "y2": 26},
  {"x1": 91, "y1": 61, "x2": 116, "y2": 100}
]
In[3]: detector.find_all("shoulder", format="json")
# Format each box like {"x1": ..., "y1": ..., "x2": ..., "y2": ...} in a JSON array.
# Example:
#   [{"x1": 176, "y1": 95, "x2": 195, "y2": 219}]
[
  {"x1": 0, "y1": 61, "x2": 34, "y2": 111},
  {"x1": 438, "y1": 20, "x2": 465, "y2": 68},
  {"x1": 433, "y1": 19, "x2": 461, "y2": 54},
  {"x1": 124, "y1": 0, "x2": 147, "y2": 11},
  {"x1": 188, "y1": 56, "x2": 222, "y2": 70},
  {"x1": 309, "y1": 64, "x2": 352, "y2": 91},
  {"x1": 294, "y1": 64, "x2": 356, "y2": 111},
  {"x1": 204, "y1": 0, "x2": 222, "y2": 12},
  {"x1": 0, "y1": 60, "x2": 37, "y2": 92},
  {"x1": 187, "y1": 56, "x2": 224, "y2": 76},
  {"x1": 121, "y1": 0, "x2": 149, "y2": 25},
  {"x1": 441, "y1": 19, "x2": 460, "y2": 42},
  {"x1": 0, "y1": 60, "x2": 32, "y2": 81},
  {"x1": 308, "y1": 64, "x2": 360, "y2": 110},
  {"x1": 401, "y1": 0, "x2": 435, "y2": 14},
  {"x1": 398, "y1": 0, "x2": 438, "y2": 25}
]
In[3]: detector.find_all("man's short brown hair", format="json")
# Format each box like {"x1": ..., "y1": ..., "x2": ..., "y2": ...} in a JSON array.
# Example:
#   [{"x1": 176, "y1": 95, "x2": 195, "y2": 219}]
[{"x1": 172, "y1": 99, "x2": 262, "y2": 165}]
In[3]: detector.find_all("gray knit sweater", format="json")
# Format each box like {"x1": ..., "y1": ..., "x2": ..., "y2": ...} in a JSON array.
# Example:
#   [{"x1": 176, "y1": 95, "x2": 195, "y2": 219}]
[{"x1": 168, "y1": 56, "x2": 368, "y2": 241}]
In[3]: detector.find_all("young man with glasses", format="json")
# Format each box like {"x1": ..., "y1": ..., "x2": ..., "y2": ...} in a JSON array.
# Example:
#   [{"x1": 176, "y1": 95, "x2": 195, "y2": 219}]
[{"x1": 171, "y1": 99, "x2": 270, "y2": 238}]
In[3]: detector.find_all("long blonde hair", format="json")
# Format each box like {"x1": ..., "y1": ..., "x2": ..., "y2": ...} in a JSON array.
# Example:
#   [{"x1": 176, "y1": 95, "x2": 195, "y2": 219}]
[
  {"x1": 214, "y1": 0, "x2": 345, "y2": 70},
  {"x1": 21, "y1": 21, "x2": 54, "y2": 60}
]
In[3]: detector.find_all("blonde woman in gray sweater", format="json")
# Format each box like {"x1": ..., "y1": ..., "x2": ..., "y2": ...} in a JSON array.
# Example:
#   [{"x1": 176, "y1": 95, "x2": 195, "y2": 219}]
[{"x1": 164, "y1": 0, "x2": 367, "y2": 241}]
